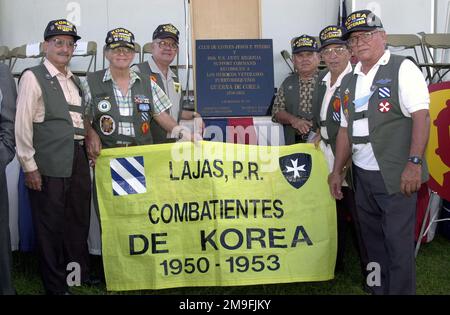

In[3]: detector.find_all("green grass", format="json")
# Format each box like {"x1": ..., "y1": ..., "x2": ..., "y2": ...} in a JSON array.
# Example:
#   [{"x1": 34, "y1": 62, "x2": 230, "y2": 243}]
[{"x1": 12, "y1": 234, "x2": 450, "y2": 295}]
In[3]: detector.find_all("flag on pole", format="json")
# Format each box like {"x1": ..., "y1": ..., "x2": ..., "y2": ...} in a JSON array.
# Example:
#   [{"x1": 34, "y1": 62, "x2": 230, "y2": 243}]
[{"x1": 338, "y1": 0, "x2": 348, "y2": 27}]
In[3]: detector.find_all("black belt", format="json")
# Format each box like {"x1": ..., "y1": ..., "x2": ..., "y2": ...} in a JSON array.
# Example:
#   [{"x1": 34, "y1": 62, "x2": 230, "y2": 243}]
[
  {"x1": 295, "y1": 134, "x2": 308, "y2": 143},
  {"x1": 74, "y1": 139, "x2": 84, "y2": 146},
  {"x1": 321, "y1": 137, "x2": 330, "y2": 145}
]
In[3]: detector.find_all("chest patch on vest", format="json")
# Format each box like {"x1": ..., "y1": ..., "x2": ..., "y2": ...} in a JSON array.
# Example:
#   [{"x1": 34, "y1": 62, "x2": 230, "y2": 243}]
[
  {"x1": 134, "y1": 95, "x2": 151, "y2": 106},
  {"x1": 150, "y1": 75, "x2": 158, "y2": 83},
  {"x1": 173, "y1": 82, "x2": 181, "y2": 94},
  {"x1": 137, "y1": 103, "x2": 150, "y2": 112},
  {"x1": 378, "y1": 101, "x2": 392, "y2": 113},
  {"x1": 98, "y1": 99, "x2": 112, "y2": 113},
  {"x1": 375, "y1": 78, "x2": 392, "y2": 85},
  {"x1": 378, "y1": 86, "x2": 391, "y2": 98},
  {"x1": 100, "y1": 115, "x2": 116, "y2": 135},
  {"x1": 343, "y1": 92, "x2": 350, "y2": 120},
  {"x1": 141, "y1": 121, "x2": 150, "y2": 135},
  {"x1": 332, "y1": 97, "x2": 341, "y2": 122}
]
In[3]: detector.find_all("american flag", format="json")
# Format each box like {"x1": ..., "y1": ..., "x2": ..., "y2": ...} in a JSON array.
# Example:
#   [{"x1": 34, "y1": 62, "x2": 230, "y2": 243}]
[{"x1": 337, "y1": 0, "x2": 348, "y2": 27}]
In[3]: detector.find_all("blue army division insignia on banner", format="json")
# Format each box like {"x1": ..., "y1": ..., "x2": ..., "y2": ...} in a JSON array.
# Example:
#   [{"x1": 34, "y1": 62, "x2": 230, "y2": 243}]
[
  {"x1": 279, "y1": 153, "x2": 312, "y2": 189},
  {"x1": 110, "y1": 156, "x2": 147, "y2": 196}
]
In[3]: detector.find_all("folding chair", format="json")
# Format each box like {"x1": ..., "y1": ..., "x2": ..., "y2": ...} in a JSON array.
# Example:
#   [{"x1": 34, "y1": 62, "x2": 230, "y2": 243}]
[
  {"x1": 102, "y1": 42, "x2": 141, "y2": 69},
  {"x1": 386, "y1": 34, "x2": 423, "y2": 61},
  {"x1": 414, "y1": 190, "x2": 450, "y2": 257},
  {"x1": 71, "y1": 41, "x2": 97, "y2": 76},
  {"x1": 0, "y1": 46, "x2": 10, "y2": 65},
  {"x1": 385, "y1": 34, "x2": 431, "y2": 81},
  {"x1": 280, "y1": 50, "x2": 294, "y2": 73},
  {"x1": 142, "y1": 42, "x2": 153, "y2": 62},
  {"x1": 420, "y1": 33, "x2": 450, "y2": 83},
  {"x1": 9, "y1": 42, "x2": 44, "y2": 77}
]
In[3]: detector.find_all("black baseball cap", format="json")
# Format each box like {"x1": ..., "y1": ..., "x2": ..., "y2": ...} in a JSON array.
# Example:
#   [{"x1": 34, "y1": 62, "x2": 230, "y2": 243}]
[
  {"x1": 343, "y1": 10, "x2": 384, "y2": 40},
  {"x1": 105, "y1": 28, "x2": 135, "y2": 50},
  {"x1": 291, "y1": 35, "x2": 319, "y2": 54},
  {"x1": 153, "y1": 23, "x2": 180, "y2": 44},
  {"x1": 319, "y1": 25, "x2": 347, "y2": 50},
  {"x1": 44, "y1": 19, "x2": 81, "y2": 41}
]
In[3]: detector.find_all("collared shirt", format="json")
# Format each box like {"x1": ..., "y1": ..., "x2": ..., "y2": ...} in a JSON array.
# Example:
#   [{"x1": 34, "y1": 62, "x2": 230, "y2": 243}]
[
  {"x1": 340, "y1": 50, "x2": 430, "y2": 170},
  {"x1": 272, "y1": 72, "x2": 318, "y2": 121},
  {"x1": 319, "y1": 62, "x2": 353, "y2": 176},
  {"x1": 82, "y1": 68, "x2": 172, "y2": 143},
  {"x1": 15, "y1": 59, "x2": 83, "y2": 173},
  {"x1": 132, "y1": 57, "x2": 181, "y2": 122}
]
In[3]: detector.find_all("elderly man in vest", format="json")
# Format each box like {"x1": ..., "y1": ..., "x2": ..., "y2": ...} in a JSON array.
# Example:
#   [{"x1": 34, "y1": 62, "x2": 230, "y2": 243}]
[
  {"x1": 312, "y1": 25, "x2": 368, "y2": 281},
  {"x1": 132, "y1": 23, "x2": 202, "y2": 144},
  {"x1": 328, "y1": 10, "x2": 430, "y2": 295},
  {"x1": 272, "y1": 34, "x2": 321, "y2": 145},
  {"x1": 84, "y1": 27, "x2": 194, "y2": 163},
  {"x1": 0, "y1": 64, "x2": 17, "y2": 295},
  {"x1": 15, "y1": 19, "x2": 91, "y2": 295}
]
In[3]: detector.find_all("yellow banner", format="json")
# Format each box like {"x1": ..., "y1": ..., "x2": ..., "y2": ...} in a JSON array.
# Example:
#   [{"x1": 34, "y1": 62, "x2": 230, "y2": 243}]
[{"x1": 95, "y1": 141, "x2": 336, "y2": 291}]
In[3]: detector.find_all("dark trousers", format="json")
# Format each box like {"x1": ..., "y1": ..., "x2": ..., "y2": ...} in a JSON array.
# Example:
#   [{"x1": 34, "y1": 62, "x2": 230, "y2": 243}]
[
  {"x1": 335, "y1": 186, "x2": 369, "y2": 278},
  {"x1": 0, "y1": 170, "x2": 14, "y2": 295},
  {"x1": 29, "y1": 141, "x2": 91, "y2": 294},
  {"x1": 353, "y1": 165, "x2": 416, "y2": 295}
]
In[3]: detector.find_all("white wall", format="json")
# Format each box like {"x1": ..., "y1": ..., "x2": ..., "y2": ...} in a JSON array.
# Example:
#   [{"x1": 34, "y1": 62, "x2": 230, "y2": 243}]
[
  {"x1": 352, "y1": 0, "x2": 433, "y2": 34},
  {"x1": 436, "y1": 0, "x2": 450, "y2": 32},
  {"x1": 0, "y1": 0, "x2": 445, "y2": 87},
  {"x1": 261, "y1": 0, "x2": 340, "y2": 86}
]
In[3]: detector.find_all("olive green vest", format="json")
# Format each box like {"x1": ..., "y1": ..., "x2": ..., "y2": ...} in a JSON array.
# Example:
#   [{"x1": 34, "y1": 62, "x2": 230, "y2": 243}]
[
  {"x1": 312, "y1": 69, "x2": 354, "y2": 188},
  {"x1": 136, "y1": 61, "x2": 181, "y2": 144},
  {"x1": 30, "y1": 64, "x2": 84, "y2": 178},
  {"x1": 312, "y1": 69, "x2": 347, "y2": 155},
  {"x1": 87, "y1": 69, "x2": 155, "y2": 149},
  {"x1": 341, "y1": 54, "x2": 428, "y2": 194},
  {"x1": 281, "y1": 74, "x2": 316, "y2": 145}
]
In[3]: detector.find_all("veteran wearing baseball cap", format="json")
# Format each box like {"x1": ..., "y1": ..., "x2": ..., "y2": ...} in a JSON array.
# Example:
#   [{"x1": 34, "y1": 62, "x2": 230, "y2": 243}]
[
  {"x1": 15, "y1": 18, "x2": 91, "y2": 295},
  {"x1": 271, "y1": 34, "x2": 321, "y2": 145},
  {"x1": 83, "y1": 27, "x2": 196, "y2": 167},
  {"x1": 132, "y1": 23, "x2": 203, "y2": 144},
  {"x1": 312, "y1": 24, "x2": 368, "y2": 279},
  {"x1": 329, "y1": 10, "x2": 430, "y2": 295}
]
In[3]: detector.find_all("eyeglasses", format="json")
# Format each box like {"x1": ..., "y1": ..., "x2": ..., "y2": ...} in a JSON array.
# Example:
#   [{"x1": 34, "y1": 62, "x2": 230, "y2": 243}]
[
  {"x1": 110, "y1": 47, "x2": 134, "y2": 55},
  {"x1": 347, "y1": 30, "x2": 381, "y2": 47},
  {"x1": 321, "y1": 47, "x2": 347, "y2": 57},
  {"x1": 156, "y1": 40, "x2": 178, "y2": 50},
  {"x1": 50, "y1": 38, "x2": 77, "y2": 49}
]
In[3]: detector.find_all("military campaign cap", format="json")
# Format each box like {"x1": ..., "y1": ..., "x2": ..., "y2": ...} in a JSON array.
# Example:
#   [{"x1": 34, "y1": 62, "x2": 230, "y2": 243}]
[
  {"x1": 152, "y1": 23, "x2": 180, "y2": 43},
  {"x1": 319, "y1": 25, "x2": 346, "y2": 50},
  {"x1": 343, "y1": 10, "x2": 383, "y2": 40},
  {"x1": 291, "y1": 34, "x2": 319, "y2": 54},
  {"x1": 44, "y1": 19, "x2": 81, "y2": 41},
  {"x1": 105, "y1": 27, "x2": 135, "y2": 50}
]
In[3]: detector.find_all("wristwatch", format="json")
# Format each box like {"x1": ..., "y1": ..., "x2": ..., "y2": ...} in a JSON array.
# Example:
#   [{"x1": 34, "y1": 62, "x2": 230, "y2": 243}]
[{"x1": 408, "y1": 156, "x2": 423, "y2": 165}]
